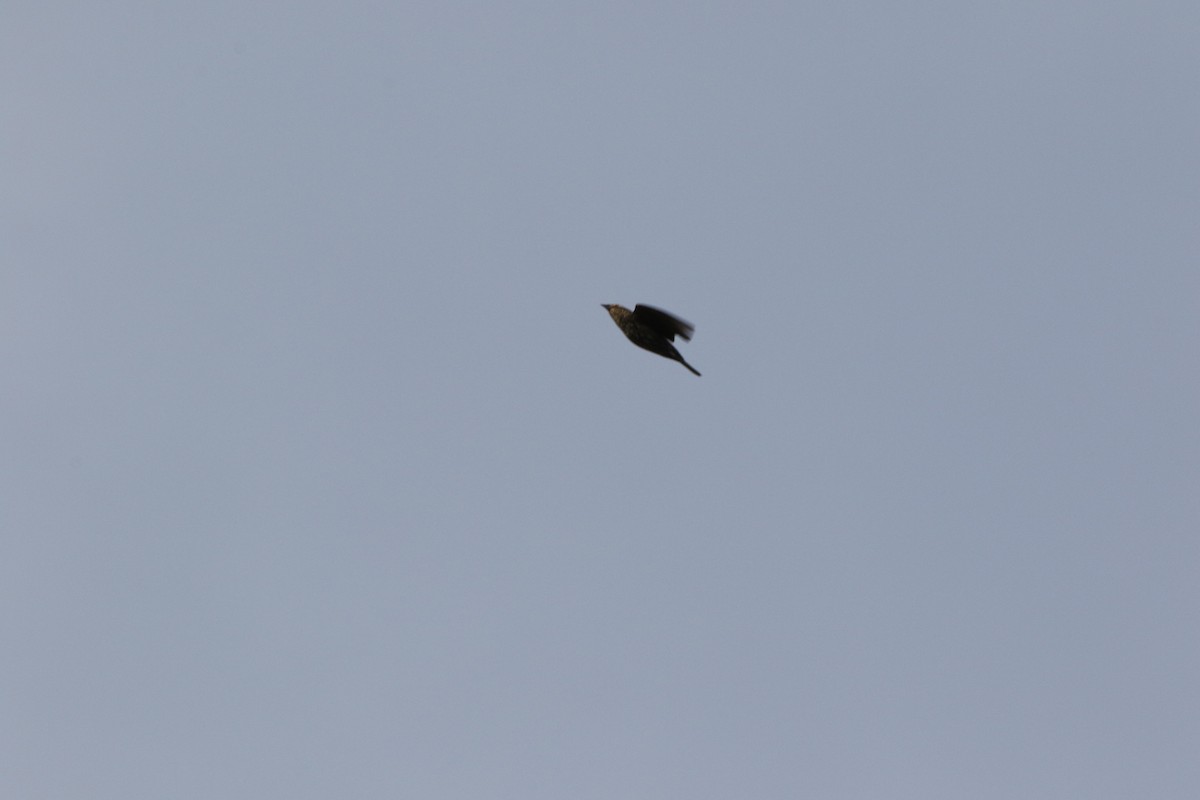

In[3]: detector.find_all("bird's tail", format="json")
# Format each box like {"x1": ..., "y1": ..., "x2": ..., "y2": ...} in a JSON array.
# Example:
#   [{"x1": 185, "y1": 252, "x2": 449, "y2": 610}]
[{"x1": 680, "y1": 359, "x2": 701, "y2": 377}]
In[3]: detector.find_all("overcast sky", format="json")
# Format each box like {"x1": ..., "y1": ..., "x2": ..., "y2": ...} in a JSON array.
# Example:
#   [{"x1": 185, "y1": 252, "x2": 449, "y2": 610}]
[{"x1": 3, "y1": 3, "x2": 1198, "y2": 798}]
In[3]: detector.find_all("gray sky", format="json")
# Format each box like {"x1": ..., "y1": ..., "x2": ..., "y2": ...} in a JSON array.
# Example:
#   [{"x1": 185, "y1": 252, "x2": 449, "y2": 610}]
[{"x1": 4, "y1": 3, "x2": 1197, "y2": 798}]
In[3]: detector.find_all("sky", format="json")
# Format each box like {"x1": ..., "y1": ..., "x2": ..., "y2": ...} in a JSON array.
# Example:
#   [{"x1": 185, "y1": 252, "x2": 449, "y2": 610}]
[{"x1": 3, "y1": 2, "x2": 1198, "y2": 798}]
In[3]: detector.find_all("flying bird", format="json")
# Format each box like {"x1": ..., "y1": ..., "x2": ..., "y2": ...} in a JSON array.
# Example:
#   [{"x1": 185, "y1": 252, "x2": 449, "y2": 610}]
[{"x1": 602, "y1": 303, "x2": 701, "y2": 376}]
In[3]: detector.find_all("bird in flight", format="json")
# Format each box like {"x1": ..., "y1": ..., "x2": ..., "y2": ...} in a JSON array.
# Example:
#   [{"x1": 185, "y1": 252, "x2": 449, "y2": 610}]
[{"x1": 602, "y1": 303, "x2": 701, "y2": 376}]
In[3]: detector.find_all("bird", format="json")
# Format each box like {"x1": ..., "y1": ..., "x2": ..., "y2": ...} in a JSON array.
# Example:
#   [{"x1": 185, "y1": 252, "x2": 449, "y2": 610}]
[{"x1": 602, "y1": 303, "x2": 701, "y2": 376}]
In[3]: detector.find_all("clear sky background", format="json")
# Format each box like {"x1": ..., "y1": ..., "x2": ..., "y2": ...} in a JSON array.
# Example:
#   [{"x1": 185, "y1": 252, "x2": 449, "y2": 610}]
[{"x1": 4, "y1": 3, "x2": 1197, "y2": 798}]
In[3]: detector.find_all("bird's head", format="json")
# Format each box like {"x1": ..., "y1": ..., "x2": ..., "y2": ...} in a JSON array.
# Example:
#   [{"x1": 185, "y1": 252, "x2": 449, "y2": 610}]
[{"x1": 602, "y1": 303, "x2": 627, "y2": 323}]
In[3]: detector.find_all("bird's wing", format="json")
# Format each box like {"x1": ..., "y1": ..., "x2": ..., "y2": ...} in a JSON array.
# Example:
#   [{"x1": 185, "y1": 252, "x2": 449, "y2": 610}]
[{"x1": 632, "y1": 305, "x2": 694, "y2": 341}]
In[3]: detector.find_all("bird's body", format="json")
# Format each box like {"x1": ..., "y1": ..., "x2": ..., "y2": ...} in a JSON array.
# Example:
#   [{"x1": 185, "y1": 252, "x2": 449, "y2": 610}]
[{"x1": 602, "y1": 303, "x2": 701, "y2": 376}]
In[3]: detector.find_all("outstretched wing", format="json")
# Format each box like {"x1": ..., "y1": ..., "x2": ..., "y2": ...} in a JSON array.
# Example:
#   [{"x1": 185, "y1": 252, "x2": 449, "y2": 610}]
[{"x1": 631, "y1": 305, "x2": 695, "y2": 341}]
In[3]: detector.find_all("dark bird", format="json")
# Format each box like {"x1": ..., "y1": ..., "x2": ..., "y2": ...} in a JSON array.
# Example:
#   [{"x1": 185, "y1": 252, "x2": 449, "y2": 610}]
[{"x1": 602, "y1": 303, "x2": 701, "y2": 376}]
